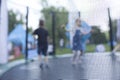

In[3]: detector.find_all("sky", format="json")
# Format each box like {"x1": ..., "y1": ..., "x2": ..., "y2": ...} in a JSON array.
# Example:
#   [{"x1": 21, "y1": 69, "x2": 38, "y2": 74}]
[{"x1": 7, "y1": 0, "x2": 120, "y2": 31}]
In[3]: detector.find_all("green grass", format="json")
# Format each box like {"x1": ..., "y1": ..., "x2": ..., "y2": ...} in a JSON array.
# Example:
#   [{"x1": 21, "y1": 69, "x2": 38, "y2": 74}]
[
  {"x1": 56, "y1": 43, "x2": 111, "y2": 55},
  {"x1": 86, "y1": 44, "x2": 110, "y2": 52},
  {"x1": 56, "y1": 48, "x2": 71, "y2": 55},
  {"x1": 9, "y1": 54, "x2": 24, "y2": 62},
  {"x1": 104, "y1": 44, "x2": 110, "y2": 51},
  {"x1": 9, "y1": 44, "x2": 111, "y2": 61},
  {"x1": 86, "y1": 44, "x2": 96, "y2": 52}
]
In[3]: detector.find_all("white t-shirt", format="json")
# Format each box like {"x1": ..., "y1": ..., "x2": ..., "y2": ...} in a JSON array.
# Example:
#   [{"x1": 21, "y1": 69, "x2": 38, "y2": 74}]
[
  {"x1": 59, "y1": 39, "x2": 64, "y2": 47},
  {"x1": 47, "y1": 44, "x2": 53, "y2": 53}
]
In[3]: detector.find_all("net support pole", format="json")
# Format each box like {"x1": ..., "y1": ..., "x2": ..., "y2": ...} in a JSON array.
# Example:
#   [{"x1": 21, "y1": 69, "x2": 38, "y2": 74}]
[
  {"x1": 108, "y1": 8, "x2": 114, "y2": 51},
  {"x1": 51, "y1": 11, "x2": 56, "y2": 56},
  {"x1": 25, "y1": 7, "x2": 29, "y2": 61}
]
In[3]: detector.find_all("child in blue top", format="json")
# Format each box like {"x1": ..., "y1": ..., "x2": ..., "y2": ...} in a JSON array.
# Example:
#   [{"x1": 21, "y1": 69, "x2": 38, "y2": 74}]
[
  {"x1": 72, "y1": 19, "x2": 84, "y2": 64},
  {"x1": 66, "y1": 18, "x2": 87, "y2": 64}
]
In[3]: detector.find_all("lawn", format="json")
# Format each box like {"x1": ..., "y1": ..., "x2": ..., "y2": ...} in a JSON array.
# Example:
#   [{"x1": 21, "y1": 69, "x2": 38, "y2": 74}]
[
  {"x1": 56, "y1": 43, "x2": 111, "y2": 55},
  {"x1": 9, "y1": 54, "x2": 24, "y2": 62},
  {"x1": 9, "y1": 43, "x2": 111, "y2": 61}
]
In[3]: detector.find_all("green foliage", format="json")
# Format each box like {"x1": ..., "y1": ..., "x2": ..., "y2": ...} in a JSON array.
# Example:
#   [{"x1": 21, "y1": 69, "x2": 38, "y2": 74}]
[
  {"x1": 112, "y1": 20, "x2": 117, "y2": 40},
  {"x1": 8, "y1": 10, "x2": 24, "y2": 33},
  {"x1": 104, "y1": 20, "x2": 117, "y2": 41},
  {"x1": 41, "y1": 0, "x2": 48, "y2": 7},
  {"x1": 28, "y1": 27, "x2": 33, "y2": 33},
  {"x1": 41, "y1": 6, "x2": 68, "y2": 45},
  {"x1": 90, "y1": 26, "x2": 108, "y2": 44}
]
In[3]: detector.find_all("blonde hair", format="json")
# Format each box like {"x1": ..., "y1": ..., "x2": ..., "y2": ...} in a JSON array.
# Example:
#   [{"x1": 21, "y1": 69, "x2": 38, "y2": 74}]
[{"x1": 75, "y1": 18, "x2": 81, "y2": 23}]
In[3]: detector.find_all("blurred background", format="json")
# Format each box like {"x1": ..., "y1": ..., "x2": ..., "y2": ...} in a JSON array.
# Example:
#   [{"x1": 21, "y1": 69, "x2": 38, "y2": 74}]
[
  {"x1": 0, "y1": 0, "x2": 120, "y2": 63},
  {"x1": 1, "y1": 0, "x2": 120, "y2": 80}
]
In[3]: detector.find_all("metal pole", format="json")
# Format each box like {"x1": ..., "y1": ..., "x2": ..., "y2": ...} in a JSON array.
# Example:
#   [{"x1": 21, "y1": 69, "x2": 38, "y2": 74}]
[
  {"x1": 0, "y1": 0, "x2": 1, "y2": 11},
  {"x1": 108, "y1": 8, "x2": 114, "y2": 51},
  {"x1": 52, "y1": 11, "x2": 56, "y2": 56},
  {"x1": 0, "y1": 0, "x2": 1, "y2": 24},
  {"x1": 78, "y1": 11, "x2": 80, "y2": 18},
  {"x1": 25, "y1": 7, "x2": 29, "y2": 61}
]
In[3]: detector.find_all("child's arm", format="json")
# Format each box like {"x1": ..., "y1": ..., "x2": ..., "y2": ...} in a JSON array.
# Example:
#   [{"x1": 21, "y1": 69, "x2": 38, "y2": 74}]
[
  {"x1": 61, "y1": 24, "x2": 75, "y2": 34},
  {"x1": 80, "y1": 28, "x2": 88, "y2": 35},
  {"x1": 61, "y1": 24, "x2": 72, "y2": 32},
  {"x1": 66, "y1": 27, "x2": 75, "y2": 34},
  {"x1": 33, "y1": 29, "x2": 38, "y2": 39}
]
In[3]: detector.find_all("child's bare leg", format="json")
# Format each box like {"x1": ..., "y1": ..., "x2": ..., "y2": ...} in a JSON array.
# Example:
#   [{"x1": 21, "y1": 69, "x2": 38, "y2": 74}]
[
  {"x1": 44, "y1": 55, "x2": 49, "y2": 68},
  {"x1": 38, "y1": 54, "x2": 42, "y2": 63},
  {"x1": 81, "y1": 50, "x2": 84, "y2": 56},
  {"x1": 44, "y1": 56, "x2": 48, "y2": 63},
  {"x1": 77, "y1": 50, "x2": 81, "y2": 58},
  {"x1": 44, "y1": 51, "x2": 49, "y2": 67},
  {"x1": 77, "y1": 50, "x2": 82, "y2": 63},
  {"x1": 72, "y1": 50, "x2": 77, "y2": 64},
  {"x1": 38, "y1": 54, "x2": 44, "y2": 68},
  {"x1": 113, "y1": 44, "x2": 120, "y2": 52}
]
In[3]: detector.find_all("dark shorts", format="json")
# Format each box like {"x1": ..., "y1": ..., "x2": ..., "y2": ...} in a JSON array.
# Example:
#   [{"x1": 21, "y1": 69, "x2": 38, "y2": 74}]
[{"x1": 37, "y1": 45, "x2": 48, "y2": 56}]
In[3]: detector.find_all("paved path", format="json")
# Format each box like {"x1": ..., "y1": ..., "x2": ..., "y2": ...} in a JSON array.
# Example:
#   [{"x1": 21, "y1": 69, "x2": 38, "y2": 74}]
[{"x1": 0, "y1": 53, "x2": 120, "y2": 80}]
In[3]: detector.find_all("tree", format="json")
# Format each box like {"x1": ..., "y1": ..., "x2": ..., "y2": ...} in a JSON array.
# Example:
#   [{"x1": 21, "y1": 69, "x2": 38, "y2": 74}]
[
  {"x1": 90, "y1": 26, "x2": 107, "y2": 44},
  {"x1": 28, "y1": 27, "x2": 33, "y2": 33},
  {"x1": 112, "y1": 19, "x2": 117, "y2": 40},
  {"x1": 41, "y1": 6, "x2": 68, "y2": 45},
  {"x1": 8, "y1": 10, "x2": 24, "y2": 33},
  {"x1": 41, "y1": 0, "x2": 48, "y2": 7}
]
